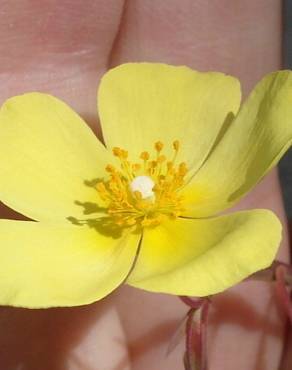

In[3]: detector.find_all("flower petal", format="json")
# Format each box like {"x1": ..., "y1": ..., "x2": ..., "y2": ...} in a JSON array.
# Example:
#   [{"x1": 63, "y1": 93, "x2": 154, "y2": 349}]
[
  {"x1": 98, "y1": 63, "x2": 241, "y2": 171},
  {"x1": 183, "y1": 71, "x2": 292, "y2": 217},
  {"x1": 128, "y1": 210, "x2": 281, "y2": 296},
  {"x1": 0, "y1": 220, "x2": 140, "y2": 308},
  {"x1": 0, "y1": 93, "x2": 111, "y2": 221}
]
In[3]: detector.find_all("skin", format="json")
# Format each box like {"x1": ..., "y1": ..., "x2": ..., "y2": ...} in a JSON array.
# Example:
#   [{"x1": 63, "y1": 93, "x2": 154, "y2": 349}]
[{"x1": 0, "y1": 0, "x2": 290, "y2": 369}]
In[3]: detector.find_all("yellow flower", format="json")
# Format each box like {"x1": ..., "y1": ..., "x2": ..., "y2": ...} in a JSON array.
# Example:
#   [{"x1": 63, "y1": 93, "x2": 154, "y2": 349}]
[{"x1": 0, "y1": 63, "x2": 290, "y2": 308}]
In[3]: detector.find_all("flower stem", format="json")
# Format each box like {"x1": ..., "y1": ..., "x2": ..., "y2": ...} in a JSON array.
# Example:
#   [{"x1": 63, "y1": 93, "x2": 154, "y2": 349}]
[
  {"x1": 176, "y1": 260, "x2": 292, "y2": 370},
  {"x1": 179, "y1": 297, "x2": 210, "y2": 370}
]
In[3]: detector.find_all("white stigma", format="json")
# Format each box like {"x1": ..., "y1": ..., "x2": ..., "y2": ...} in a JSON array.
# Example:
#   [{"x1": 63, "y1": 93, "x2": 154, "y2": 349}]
[{"x1": 130, "y1": 176, "x2": 155, "y2": 199}]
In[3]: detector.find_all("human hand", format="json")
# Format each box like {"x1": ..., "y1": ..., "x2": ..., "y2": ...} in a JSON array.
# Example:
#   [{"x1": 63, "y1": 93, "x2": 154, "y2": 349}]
[{"x1": 0, "y1": 1, "x2": 290, "y2": 369}]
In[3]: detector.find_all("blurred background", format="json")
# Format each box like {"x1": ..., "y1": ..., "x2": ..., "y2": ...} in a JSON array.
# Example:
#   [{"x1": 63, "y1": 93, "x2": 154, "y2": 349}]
[{"x1": 279, "y1": 0, "x2": 292, "y2": 219}]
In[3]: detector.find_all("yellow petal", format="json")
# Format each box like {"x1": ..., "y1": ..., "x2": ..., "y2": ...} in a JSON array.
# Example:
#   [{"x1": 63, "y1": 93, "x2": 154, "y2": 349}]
[
  {"x1": 0, "y1": 220, "x2": 140, "y2": 308},
  {"x1": 128, "y1": 210, "x2": 281, "y2": 296},
  {"x1": 0, "y1": 93, "x2": 111, "y2": 222},
  {"x1": 98, "y1": 63, "x2": 241, "y2": 171},
  {"x1": 183, "y1": 71, "x2": 292, "y2": 217}
]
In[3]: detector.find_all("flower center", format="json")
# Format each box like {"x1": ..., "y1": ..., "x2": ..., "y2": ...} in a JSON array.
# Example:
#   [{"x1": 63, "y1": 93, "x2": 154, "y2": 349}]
[{"x1": 96, "y1": 141, "x2": 188, "y2": 228}]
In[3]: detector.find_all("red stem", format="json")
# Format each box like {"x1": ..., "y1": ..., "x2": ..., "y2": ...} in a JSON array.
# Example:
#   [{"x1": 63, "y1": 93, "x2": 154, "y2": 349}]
[
  {"x1": 185, "y1": 309, "x2": 198, "y2": 370},
  {"x1": 200, "y1": 301, "x2": 209, "y2": 370},
  {"x1": 179, "y1": 259, "x2": 292, "y2": 370},
  {"x1": 180, "y1": 296, "x2": 205, "y2": 309},
  {"x1": 182, "y1": 298, "x2": 210, "y2": 370}
]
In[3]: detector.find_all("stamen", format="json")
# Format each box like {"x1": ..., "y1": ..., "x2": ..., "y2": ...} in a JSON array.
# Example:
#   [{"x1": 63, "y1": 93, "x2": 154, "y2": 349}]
[
  {"x1": 157, "y1": 155, "x2": 166, "y2": 163},
  {"x1": 96, "y1": 141, "x2": 188, "y2": 228},
  {"x1": 106, "y1": 164, "x2": 116, "y2": 173},
  {"x1": 173, "y1": 140, "x2": 180, "y2": 151},
  {"x1": 112, "y1": 147, "x2": 122, "y2": 157},
  {"x1": 155, "y1": 141, "x2": 164, "y2": 152},
  {"x1": 140, "y1": 151, "x2": 150, "y2": 161},
  {"x1": 132, "y1": 163, "x2": 141, "y2": 173}
]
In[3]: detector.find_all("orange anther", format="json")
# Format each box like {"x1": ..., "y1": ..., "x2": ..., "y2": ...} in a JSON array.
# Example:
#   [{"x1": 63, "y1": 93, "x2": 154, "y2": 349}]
[
  {"x1": 140, "y1": 151, "x2": 150, "y2": 160},
  {"x1": 179, "y1": 162, "x2": 188, "y2": 175},
  {"x1": 173, "y1": 140, "x2": 180, "y2": 151},
  {"x1": 132, "y1": 163, "x2": 141, "y2": 172},
  {"x1": 112, "y1": 147, "x2": 122, "y2": 157},
  {"x1": 106, "y1": 164, "x2": 116, "y2": 173},
  {"x1": 120, "y1": 149, "x2": 128, "y2": 159},
  {"x1": 155, "y1": 141, "x2": 164, "y2": 152}
]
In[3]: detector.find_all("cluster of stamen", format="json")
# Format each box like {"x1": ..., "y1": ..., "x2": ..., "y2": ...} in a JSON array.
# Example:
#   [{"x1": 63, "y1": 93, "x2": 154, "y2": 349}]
[{"x1": 96, "y1": 141, "x2": 188, "y2": 228}]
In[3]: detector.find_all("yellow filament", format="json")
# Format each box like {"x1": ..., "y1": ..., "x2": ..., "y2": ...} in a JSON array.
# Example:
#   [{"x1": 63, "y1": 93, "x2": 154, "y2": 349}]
[{"x1": 96, "y1": 141, "x2": 188, "y2": 228}]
